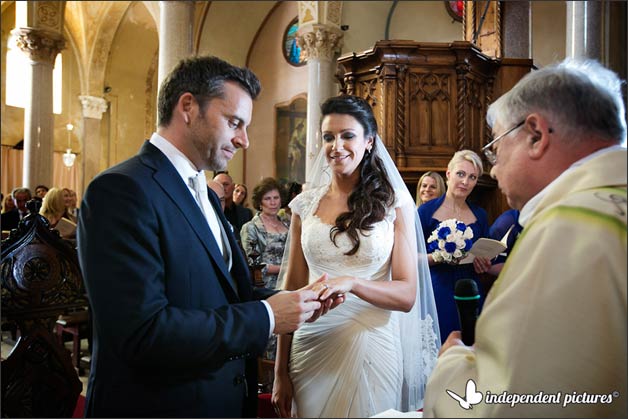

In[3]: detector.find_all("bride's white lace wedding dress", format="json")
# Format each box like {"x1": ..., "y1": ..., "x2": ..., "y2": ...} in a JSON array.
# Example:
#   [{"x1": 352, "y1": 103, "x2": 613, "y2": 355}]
[{"x1": 288, "y1": 184, "x2": 438, "y2": 418}]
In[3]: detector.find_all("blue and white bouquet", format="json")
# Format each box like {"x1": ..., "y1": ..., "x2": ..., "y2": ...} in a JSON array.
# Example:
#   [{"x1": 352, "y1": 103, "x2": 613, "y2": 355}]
[{"x1": 427, "y1": 218, "x2": 474, "y2": 264}]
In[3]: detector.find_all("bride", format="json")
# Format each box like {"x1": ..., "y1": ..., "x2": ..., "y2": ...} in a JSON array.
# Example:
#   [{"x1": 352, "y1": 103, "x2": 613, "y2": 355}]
[{"x1": 272, "y1": 95, "x2": 440, "y2": 418}]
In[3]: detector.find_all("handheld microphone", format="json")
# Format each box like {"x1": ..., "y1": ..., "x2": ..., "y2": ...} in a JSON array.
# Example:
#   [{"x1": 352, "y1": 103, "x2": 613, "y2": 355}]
[{"x1": 454, "y1": 279, "x2": 480, "y2": 346}]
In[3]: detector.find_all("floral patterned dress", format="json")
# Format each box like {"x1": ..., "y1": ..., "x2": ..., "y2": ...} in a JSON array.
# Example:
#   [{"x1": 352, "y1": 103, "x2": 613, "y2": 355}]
[{"x1": 240, "y1": 213, "x2": 290, "y2": 365}]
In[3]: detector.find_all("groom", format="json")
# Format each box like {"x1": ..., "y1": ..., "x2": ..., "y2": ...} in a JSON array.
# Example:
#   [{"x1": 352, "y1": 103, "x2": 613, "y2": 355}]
[{"x1": 77, "y1": 56, "x2": 325, "y2": 418}]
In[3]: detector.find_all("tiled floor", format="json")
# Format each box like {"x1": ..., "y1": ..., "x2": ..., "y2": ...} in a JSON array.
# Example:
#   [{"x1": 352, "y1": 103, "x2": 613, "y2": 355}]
[{"x1": 1, "y1": 331, "x2": 90, "y2": 396}]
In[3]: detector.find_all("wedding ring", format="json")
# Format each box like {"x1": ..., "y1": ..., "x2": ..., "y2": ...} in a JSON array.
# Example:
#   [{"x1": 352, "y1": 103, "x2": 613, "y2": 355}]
[{"x1": 322, "y1": 284, "x2": 328, "y2": 289}]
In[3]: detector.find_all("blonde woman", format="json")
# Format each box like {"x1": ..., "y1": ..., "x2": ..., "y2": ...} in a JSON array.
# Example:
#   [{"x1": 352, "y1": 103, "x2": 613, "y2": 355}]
[
  {"x1": 418, "y1": 150, "x2": 491, "y2": 342},
  {"x1": 40, "y1": 187, "x2": 76, "y2": 238},
  {"x1": 415, "y1": 171, "x2": 446, "y2": 207}
]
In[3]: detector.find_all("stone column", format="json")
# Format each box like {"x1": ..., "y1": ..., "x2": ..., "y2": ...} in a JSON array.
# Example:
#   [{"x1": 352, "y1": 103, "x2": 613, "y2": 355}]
[
  {"x1": 566, "y1": 1, "x2": 603, "y2": 60},
  {"x1": 502, "y1": 1, "x2": 530, "y2": 58},
  {"x1": 157, "y1": 1, "x2": 194, "y2": 94},
  {"x1": 79, "y1": 96, "x2": 109, "y2": 190},
  {"x1": 297, "y1": 21, "x2": 343, "y2": 181},
  {"x1": 11, "y1": 27, "x2": 65, "y2": 190}
]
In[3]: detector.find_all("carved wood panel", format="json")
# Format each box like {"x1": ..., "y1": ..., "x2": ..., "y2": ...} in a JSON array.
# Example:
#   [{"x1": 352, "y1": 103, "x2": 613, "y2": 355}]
[
  {"x1": 1, "y1": 201, "x2": 85, "y2": 417},
  {"x1": 336, "y1": 40, "x2": 533, "y2": 221}
]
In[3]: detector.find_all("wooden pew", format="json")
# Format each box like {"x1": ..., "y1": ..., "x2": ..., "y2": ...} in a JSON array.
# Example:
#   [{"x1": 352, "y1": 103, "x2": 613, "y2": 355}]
[{"x1": 1, "y1": 200, "x2": 88, "y2": 417}]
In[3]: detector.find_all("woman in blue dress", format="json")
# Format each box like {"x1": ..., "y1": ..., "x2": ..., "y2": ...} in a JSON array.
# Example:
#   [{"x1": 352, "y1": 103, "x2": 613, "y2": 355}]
[{"x1": 418, "y1": 150, "x2": 491, "y2": 343}]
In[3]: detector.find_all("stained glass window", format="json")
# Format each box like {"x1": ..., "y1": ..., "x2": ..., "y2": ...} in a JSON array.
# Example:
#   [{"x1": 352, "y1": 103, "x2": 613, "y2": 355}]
[{"x1": 445, "y1": 0, "x2": 464, "y2": 22}]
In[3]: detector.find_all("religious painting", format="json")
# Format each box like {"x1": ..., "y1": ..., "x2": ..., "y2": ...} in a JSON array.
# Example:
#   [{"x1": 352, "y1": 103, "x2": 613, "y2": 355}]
[
  {"x1": 282, "y1": 17, "x2": 306, "y2": 66},
  {"x1": 275, "y1": 96, "x2": 307, "y2": 184}
]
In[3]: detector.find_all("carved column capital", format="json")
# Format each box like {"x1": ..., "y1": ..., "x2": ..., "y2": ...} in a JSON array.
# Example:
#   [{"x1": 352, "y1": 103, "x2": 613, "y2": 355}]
[
  {"x1": 79, "y1": 95, "x2": 108, "y2": 120},
  {"x1": 297, "y1": 24, "x2": 343, "y2": 61},
  {"x1": 11, "y1": 27, "x2": 65, "y2": 65}
]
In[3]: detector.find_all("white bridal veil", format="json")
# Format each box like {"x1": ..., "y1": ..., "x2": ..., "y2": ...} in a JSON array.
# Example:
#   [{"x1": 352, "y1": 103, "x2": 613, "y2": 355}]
[{"x1": 280, "y1": 134, "x2": 441, "y2": 410}]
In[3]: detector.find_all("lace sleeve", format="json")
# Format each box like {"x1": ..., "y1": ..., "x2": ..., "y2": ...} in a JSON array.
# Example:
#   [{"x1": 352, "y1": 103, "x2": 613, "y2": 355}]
[{"x1": 289, "y1": 186, "x2": 326, "y2": 218}]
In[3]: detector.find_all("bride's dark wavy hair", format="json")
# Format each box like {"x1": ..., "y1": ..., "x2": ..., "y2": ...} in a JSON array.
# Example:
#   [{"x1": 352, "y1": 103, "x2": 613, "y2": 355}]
[{"x1": 321, "y1": 95, "x2": 395, "y2": 256}]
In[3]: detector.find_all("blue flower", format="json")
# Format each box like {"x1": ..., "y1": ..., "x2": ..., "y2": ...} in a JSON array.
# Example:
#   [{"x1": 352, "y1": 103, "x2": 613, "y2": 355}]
[
  {"x1": 456, "y1": 222, "x2": 467, "y2": 232},
  {"x1": 444, "y1": 241, "x2": 458, "y2": 253},
  {"x1": 437, "y1": 226, "x2": 451, "y2": 240},
  {"x1": 464, "y1": 239, "x2": 473, "y2": 252}
]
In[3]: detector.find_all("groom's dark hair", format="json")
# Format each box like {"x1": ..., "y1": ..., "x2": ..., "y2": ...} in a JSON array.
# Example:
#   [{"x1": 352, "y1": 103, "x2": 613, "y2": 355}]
[
  {"x1": 158, "y1": 56, "x2": 261, "y2": 127},
  {"x1": 321, "y1": 95, "x2": 395, "y2": 256}
]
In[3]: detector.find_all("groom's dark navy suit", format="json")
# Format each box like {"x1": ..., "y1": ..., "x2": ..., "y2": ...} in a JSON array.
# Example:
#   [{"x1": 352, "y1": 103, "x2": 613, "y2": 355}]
[{"x1": 77, "y1": 142, "x2": 275, "y2": 417}]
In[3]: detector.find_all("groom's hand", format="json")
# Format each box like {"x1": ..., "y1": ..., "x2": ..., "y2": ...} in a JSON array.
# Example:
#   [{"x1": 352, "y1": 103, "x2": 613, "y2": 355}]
[
  {"x1": 306, "y1": 294, "x2": 345, "y2": 323},
  {"x1": 267, "y1": 289, "x2": 321, "y2": 335}
]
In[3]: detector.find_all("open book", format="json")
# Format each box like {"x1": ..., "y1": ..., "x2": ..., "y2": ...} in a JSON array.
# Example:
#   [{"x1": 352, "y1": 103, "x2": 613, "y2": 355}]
[
  {"x1": 459, "y1": 237, "x2": 507, "y2": 264},
  {"x1": 55, "y1": 217, "x2": 77, "y2": 238}
]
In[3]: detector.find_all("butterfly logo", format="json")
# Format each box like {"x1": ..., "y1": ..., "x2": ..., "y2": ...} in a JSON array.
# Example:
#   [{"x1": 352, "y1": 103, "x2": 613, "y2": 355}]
[{"x1": 446, "y1": 379, "x2": 483, "y2": 410}]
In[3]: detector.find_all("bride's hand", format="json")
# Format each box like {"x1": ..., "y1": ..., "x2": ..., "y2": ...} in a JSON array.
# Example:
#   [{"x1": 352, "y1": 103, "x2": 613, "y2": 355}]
[
  {"x1": 302, "y1": 273, "x2": 344, "y2": 322},
  {"x1": 303, "y1": 273, "x2": 329, "y2": 299},
  {"x1": 272, "y1": 373, "x2": 294, "y2": 418},
  {"x1": 318, "y1": 276, "x2": 355, "y2": 300}
]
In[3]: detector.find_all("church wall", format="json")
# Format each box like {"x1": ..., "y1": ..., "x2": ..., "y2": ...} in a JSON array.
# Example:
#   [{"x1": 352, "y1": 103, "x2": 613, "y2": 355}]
[
  {"x1": 341, "y1": 1, "x2": 462, "y2": 55},
  {"x1": 246, "y1": 1, "x2": 308, "y2": 192},
  {"x1": 197, "y1": 1, "x2": 275, "y2": 185},
  {"x1": 531, "y1": 1, "x2": 566, "y2": 67},
  {"x1": 340, "y1": 1, "x2": 390, "y2": 54},
  {"x1": 102, "y1": 1, "x2": 158, "y2": 165},
  {"x1": 389, "y1": 1, "x2": 463, "y2": 43},
  {"x1": 1, "y1": 2, "x2": 23, "y2": 148}
]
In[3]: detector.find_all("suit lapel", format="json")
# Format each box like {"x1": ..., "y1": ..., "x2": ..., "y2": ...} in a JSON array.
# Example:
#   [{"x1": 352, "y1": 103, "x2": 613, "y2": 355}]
[{"x1": 138, "y1": 142, "x2": 238, "y2": 300}]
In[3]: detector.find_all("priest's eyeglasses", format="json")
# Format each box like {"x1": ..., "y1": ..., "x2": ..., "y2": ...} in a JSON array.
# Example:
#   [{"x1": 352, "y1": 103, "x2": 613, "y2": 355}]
[{"x1": 482, "y1": 120, "x2": 525, "y2": 165}]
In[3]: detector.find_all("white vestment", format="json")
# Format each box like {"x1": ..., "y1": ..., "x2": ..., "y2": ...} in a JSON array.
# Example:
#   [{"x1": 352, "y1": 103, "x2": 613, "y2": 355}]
[{"x1": 423, "y1": 148, "x2": 627, "y2": 418}]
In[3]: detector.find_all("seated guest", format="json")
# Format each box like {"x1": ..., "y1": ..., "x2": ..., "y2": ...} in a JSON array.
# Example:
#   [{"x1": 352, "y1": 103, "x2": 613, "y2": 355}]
[
  {"x1": 416, "y1": 171, "x2": 446, "y2": 207},
  {"x1": 35, "y1": 184, "x2": 49, "y2": 200},
  {"x1": 423, "y1": 58, "x2": 627, "y2": 418},
  {"x1": 233, "y1": 183, "x2": 249, "y2": 208},
  {"x1": 1, "y1": 187, "x2": 32, "y2": 231},
  {"x1": 207, "y1": 179, "x2": 227, "y2": 211},
  {"x1": 40, "y1": 187, "x2": 76, "y2": 240},
  {"x1": 2, "y1": 192, "x2": 16, "y2": 214},
  {"x1": 63, "y1": 188, "x2": 79, "y2": 223},
  {"x1": 214, "y1": 172, "x2": 252, "y2": 244}
]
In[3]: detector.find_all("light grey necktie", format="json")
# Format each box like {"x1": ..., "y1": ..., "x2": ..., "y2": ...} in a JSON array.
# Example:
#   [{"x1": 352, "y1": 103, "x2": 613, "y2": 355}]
[{"x1": 189, "y1": 172, "x2": 224, "y2": 256}]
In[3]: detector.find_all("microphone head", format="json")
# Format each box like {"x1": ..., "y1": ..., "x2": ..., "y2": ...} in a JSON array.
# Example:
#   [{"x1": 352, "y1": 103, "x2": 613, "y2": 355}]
[{"x1": 455, "y1": 278, "x2": 479, "y2": 298}]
